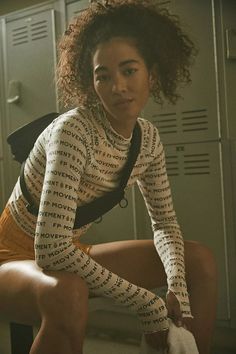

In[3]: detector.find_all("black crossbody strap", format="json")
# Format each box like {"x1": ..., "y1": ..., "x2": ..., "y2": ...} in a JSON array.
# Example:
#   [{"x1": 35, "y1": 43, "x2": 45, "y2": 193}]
[
  {"x1": 119, "y1": 122, "x2": 141, "y2": 189},
  {"x1": 20, "y1": 121, "x2": 142, "y2": 228}
]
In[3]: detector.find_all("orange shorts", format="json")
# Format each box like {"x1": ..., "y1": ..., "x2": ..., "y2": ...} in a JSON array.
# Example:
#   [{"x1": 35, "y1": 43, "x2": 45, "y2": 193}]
[{"x1": 0, "y1": 206, "x2": 92, "y2": 265}]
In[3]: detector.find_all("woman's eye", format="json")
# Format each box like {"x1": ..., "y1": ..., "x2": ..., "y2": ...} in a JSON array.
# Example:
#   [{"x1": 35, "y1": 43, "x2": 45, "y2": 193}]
[{"x1": 124, "y1": 68, "x2": 137, "y2": 76}]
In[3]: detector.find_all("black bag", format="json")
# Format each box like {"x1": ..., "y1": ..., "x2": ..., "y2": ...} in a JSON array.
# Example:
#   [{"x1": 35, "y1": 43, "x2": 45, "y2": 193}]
[
  {"x1": 7, "y1": 112, "x2": 141, "y2": 228},
  {"x1": 7, "y1": 112, "x2": 59, "y2": 163}
]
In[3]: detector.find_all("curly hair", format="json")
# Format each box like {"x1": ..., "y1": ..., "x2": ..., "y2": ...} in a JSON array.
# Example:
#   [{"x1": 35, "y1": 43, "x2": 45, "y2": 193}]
[{"x1": 56, "y1": 0, "x2": 197, "y2": 108}]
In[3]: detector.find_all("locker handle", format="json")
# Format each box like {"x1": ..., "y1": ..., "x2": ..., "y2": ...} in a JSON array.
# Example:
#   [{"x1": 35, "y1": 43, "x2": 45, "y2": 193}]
[{"x1": 7, "y1": 80, "x2": 21, "y2": 104}]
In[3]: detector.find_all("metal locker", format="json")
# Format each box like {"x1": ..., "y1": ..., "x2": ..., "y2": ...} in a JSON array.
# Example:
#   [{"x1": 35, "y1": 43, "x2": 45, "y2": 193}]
[
  {"x1": 66, "y1": 0, "x2": 90, "y2": 23},
  {"x1": 217, "y1": 0, "x2": 236, "y2": 329},
  {"x1": 215, "y1": 0, "x2": 236, "y2": 328},
  {"x1": 164, "y1": 141, "x2": 229, "y2": 320},
  {"x1": 142, "y1": 0, "x2": 235, "y2": 326},
  {"x1": 218, "y1": 0, "x2": 236, "y2": 140},
  {"x1": 0, "y1": 18, "x2": 6, "y2": 213},
  {"x1": 2, "y1": 6, "x2": 58, "y2": 203},
  {"x1": 144, "y1": 0, "x2": 220, "y2": 144},
  {"x1": 229, "y1": 138, "x2": 236, "y2": 327},
  {"x1": 134, "y1": 139, "x2": 231, "y2": 321}
]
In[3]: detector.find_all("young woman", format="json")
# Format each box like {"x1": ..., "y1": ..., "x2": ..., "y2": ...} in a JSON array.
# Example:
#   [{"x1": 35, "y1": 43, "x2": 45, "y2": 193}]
[{"x1": 0, "y1": 1, "x2": 217, "y2": 353}]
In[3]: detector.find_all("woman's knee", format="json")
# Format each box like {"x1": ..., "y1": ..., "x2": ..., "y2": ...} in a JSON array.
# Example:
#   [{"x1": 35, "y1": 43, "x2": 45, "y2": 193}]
[
  {"x1": 185, "y1": 241, "x2": 217, "y2": 283},
  {"x1": 37, "y1": 271, "x2": 89, "y2": 327}
]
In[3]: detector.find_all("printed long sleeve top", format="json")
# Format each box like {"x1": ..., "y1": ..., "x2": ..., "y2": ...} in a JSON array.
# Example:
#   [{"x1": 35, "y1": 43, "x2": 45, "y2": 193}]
[{"x1": 8, "y1": 107, "x2": 192, "y2": 333}]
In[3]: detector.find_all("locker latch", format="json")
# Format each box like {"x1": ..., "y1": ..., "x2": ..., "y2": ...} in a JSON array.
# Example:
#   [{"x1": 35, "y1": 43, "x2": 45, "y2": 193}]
[{"x1": 7, "y1": 80, "x2": 21, "y2": 104}]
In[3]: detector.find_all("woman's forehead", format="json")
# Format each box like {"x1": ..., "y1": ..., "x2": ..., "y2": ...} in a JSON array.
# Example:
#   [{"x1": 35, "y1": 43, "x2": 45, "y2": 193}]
[{"x1": 92, "y1": 37, "x2": 144, "y2": 68}]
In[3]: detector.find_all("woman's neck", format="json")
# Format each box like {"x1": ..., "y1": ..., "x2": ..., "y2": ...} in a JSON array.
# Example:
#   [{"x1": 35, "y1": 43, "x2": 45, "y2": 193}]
[{"x1": 105, "y1": 112, "x2": 137, "y2": 139}]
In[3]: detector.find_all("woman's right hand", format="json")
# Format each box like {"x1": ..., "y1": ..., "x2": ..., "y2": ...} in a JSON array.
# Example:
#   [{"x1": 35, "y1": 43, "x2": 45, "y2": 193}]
[{"x1": 144, "y1": 328, "x2": 169, "y2": 352}]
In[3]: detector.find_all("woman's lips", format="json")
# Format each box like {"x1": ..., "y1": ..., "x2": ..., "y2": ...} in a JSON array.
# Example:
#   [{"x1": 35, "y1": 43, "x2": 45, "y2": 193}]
[{"x1": 113, "y1": 98, "x2": 134, "y2": 107}]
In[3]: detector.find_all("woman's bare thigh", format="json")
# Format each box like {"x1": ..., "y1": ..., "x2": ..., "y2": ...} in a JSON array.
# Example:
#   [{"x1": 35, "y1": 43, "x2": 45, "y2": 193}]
[
  {"x1": 90, "y1": 239, "x2": 200, "y2": 290},
  {"x1": 90, "y1": 239, "x2": 167, "y2": 289},
  {"x1": 0, "y1": 260, "x2": 61, "y2": 325},
  {"x1": 0, "y1": 240, "x2": 202, "y2": 325}
]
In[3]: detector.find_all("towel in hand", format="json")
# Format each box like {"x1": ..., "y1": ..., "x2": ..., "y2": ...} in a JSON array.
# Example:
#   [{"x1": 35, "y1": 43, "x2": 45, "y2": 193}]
[{"x1": 140, "y1": 319, "x2": 199, "y2": 354}]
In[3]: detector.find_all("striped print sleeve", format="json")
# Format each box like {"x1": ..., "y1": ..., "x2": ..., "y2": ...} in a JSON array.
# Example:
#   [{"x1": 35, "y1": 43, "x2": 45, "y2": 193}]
[{"x1": 137, "y1": 129, "x2": 192, "y2": 318}]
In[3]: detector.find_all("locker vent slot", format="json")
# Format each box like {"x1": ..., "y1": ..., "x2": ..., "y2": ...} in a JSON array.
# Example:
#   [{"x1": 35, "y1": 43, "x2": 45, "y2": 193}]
[
  {"x1": 31, "y1": 20, "x2": 48, "y2": 41},
  {"x1": 73, "y1": 9, "x2": 85, "y2": 16},
  {"x1": 153, "y1": 112, "x2": 177, "y2": 134},
  {"x1": 166, "y1": 155, "x2": 179, "y2": 176},
  {"x1": 158, "y1": 1, "x2": 171, "y2": 6},
  {"x1": 12, "y1": 26, "x2": 29, "y2": 46},
  {"x1": 182, "y1": 109, "x2": 208, "y2": 132},
  {"x1": 72, "y1": 3, "x2": 88, "y2": 16},
  {"x1": 184, "y1": 153, "x2": 210, "y2": 175}
]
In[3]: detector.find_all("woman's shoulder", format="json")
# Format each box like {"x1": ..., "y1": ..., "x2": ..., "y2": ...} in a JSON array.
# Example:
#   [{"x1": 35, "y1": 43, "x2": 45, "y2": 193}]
[
  {"x1": 138, "y1": 116, "x2": 159, "y2": 134},
  {"x1": 54, "y1": 107, "x2": 93, "y2": 129},
  {"x1": 47, "y1": 107, "x2": 97, "y2": 141},
  {"x1": 138, "y1": 116, "x2": 161, "y2": 154}
]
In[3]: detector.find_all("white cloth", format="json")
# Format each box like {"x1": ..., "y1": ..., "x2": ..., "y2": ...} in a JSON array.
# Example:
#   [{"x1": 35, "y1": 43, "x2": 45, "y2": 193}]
[{"x1": 140, "y1": 319, "x2": 199, "y2": 354}]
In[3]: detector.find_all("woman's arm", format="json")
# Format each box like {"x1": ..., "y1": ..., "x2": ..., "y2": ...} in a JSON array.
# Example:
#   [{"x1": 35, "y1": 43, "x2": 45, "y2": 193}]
[{"x1": 137, "y1": 127, "x2": 192, "y2": 320}]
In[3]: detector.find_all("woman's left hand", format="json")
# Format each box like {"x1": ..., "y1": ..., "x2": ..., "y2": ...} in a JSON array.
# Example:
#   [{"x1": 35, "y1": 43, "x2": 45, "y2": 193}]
[{"x1": 166, "y1": 290, "x2": 193, "y2": 332}]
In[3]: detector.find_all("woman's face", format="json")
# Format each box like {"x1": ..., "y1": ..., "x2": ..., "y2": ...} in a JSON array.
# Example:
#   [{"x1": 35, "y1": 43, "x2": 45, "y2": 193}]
[{"x1": 92, "y1": 37, "x2": 155, "y2": 136}]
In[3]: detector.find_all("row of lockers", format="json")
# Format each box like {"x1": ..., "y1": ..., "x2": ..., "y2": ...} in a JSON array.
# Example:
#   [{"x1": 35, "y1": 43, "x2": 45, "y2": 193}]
[
  {"x1": 0, "y1": 0, "x2": 235, "y2": 152},
  {"x1": 0, "y1": 0, "x2": 235, "y2": 328}
]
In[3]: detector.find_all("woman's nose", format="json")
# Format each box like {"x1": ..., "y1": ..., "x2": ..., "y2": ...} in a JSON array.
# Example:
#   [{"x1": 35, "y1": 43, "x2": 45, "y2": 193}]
[{"x1": 111, "y1": 75, "x2": 127, "y2": 93}]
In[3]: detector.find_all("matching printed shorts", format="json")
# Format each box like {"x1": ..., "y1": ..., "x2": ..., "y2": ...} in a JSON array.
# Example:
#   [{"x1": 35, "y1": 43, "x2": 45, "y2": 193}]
[{"x1": 0, "y1": 206, "x2": 92, "y2": 265}]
